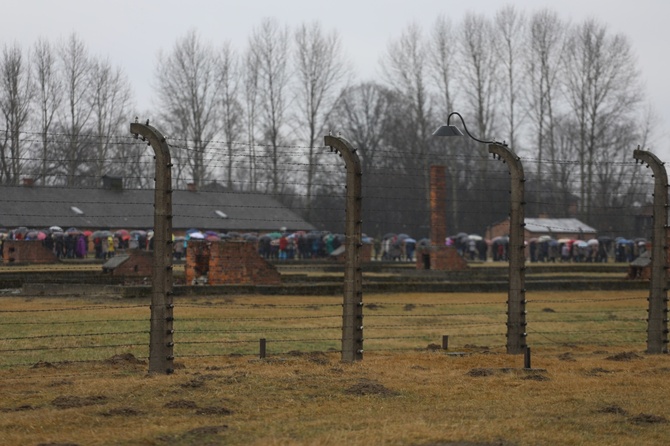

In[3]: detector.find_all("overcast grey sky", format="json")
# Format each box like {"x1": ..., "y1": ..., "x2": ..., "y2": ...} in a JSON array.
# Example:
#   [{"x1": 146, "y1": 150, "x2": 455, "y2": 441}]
[{"x1": 3, "y1": 0, "x2": 670, "y2": 157}]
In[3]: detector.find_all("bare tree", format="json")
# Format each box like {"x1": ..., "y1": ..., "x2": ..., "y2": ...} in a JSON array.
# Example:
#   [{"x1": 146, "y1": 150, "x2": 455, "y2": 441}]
[
  {"x1": 562, "y1": 19, "x2": 642, "y2": 219},
  {"x1": 88, "y1": 57, "x2": 133, "y2": 185},
  {"x1": 459, "y1": 12, "x2": 499, "y2": 139},
  {"x1": 32, "y1": 38, "x2": 62, "y2": 185},
  {"x1": 494, "y1": 5, "x2": 526, "y2": 149},
  {"x1": 293, "y1": 21, "x2": 348, "y2": 219},
  {"x1": 0, "y1": 43, "x2": 33, "y2": 185},
  {"x1": 155, "y1": 29, "x2": 220, "y2": 188},
  {"x1": 525, "y1": 9, "x2": 567, "y2": 212},
  {"x1": 248, "y1": 18, "x2": 291, "y2": 196},
  {"x1": 242, "y1": 47, "x2": 260, "y2": 191},
  {"x1": 56, "y1": 33, "x2": 93, "y2": 187},
  {"x1": 216, "y1": 42, "x2": 244, "y2": 189},
  {"x1": 429, "y1": 15, "x2": 465, "y2": 231},
  {"x1": 381, "y1": 22, "x2": 433, "y2": 149}
]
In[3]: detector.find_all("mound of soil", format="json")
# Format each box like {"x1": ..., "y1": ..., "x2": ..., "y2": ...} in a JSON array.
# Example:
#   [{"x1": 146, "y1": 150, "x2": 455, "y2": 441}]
[
  {"x1": 606, "y1": 351, "x2": 643, "y2": 361},
  {"x1": 630, "y1": 413, "x2": 667, "y2": 424},
  {"x1": 557, "y1": 352, "x2": 576, "y2": 362},
  {"x1": 597, "y1": 404, "x2": 628, "y2": 415},
  {"x1": 32, "y1": 361, "x2": 55, "y2": 369},
  {"x1": 426, "y1": 343, "x2": 442, "y2": 351},
  {"x1": 195, "y1": 406, "x2": 234, "y2": 416},
  {"x1": 164, "y1": 400, "x2": 199, "y2": 409},
  {"x1": 186, "y1": 425, "x2": 228, "y2": 435},
  {"x1": 584, "y1": 367, "x2": 614, "y2": 377},
  {"x1": 52, "y1": 395, "x2": 107, "y2": 409},
  {"x1": 466, "y1": 368, "x2": 495, "y2": 377},
  {"x1": 104, "y1": 353, "x2": 146, "y2": 366},
  {"x1": 522, "y1": 373, "x2": 550, "y2": 381},
  {"x1": 1, "y1": 404, "x2": 37, "y2": 413},
  {"x1": 344, "y1": 379, "x2": 399, "y2": 397},
  {"x1": 100, "y1": 407, "x2": 143, "y2": 417}
]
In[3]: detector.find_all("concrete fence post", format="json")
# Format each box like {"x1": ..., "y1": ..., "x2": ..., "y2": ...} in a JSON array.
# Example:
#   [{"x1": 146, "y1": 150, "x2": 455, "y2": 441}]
[
  {"x1": 324, "y1": 135, "x2": 363, "y2": 362},
  {"x1": 489, "y1": 143, "x2": 527, "y2": 355},
  {"x1": 130, "y1": 121, "x2": 174, "y2": 374},
  {"x1": 633, "y1": 148, "x2": 669, "y2": 354}
]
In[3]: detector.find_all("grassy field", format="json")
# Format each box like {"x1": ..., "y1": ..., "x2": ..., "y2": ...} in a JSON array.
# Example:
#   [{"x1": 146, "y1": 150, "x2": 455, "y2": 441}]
[{"x1": 0, "y1": 290, "x2": 668, "y2": 445}]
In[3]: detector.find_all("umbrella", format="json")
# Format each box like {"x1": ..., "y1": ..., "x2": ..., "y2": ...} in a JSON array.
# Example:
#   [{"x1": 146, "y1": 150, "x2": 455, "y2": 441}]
[
  {"x1": 468, "y1": 234, "x2": 483, "y2": 241},
  {"x1": 557, "y1": 238, "x2": 572, "y2": 244},
  {"x1": 49, "y1": 226, "x2": 63, "y2": 233},
  {"x1": 130, "y1": 230, "x2": 147, "y2": 238},
  {"x1": 404, "y1": 237, "x2": 417, "y2": 244},
  {"x1": 264, "y1": 232, "x2": 282, "y2": 239},
  {"x1": 537, "y1": 235, "x2": 554, "y2": 242},
  {"x1": 587, "y1": 239, "x2": 599, "y2": 246},
  {"x1": 92, "y1": 230, "x2": 113, "y2": 239},
  {"x1": 83, "y1": 230, "x2": 93, "y2": 237},
  {"x1": 186, "y1": 228, "x2": 200, "y2": 234},
  {"x1": 206, "y1": 234, "x2": 221, "y2": 241},
  {"x1": 189, "y1": 231, "x2": 205, "y2": 239},
  {"x1": 37, "y1": 231, "x2": 48, "y2": 241},
  {"x1": 382, "y1": 233, "x2": 396, "y2": 240},
  {"x1": 397, "y1": 233, "x2": 410, "y2": 240},
  {"x1": 114, "y1": 229, "x2": 130, "y2": 241},
  {"x1": 66, "y1": 227, "x2": 80, "y2": 234},
  {"x1": 577, "y1": 241, "x2": 588, "y2": 248}
]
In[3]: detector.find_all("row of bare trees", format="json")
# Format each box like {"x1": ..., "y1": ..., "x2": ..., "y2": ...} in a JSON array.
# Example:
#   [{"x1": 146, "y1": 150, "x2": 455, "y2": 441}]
[
  {"x1": 0, "y1": 7, "x2": 656, "y2": 237},
  {"x1": 0, "y1": 34, "x2": 138, "y2": 188}
]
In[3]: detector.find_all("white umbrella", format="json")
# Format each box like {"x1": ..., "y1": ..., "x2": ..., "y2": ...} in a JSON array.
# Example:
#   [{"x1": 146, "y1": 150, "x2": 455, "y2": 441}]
[{"x1": 189, "y1": 231, "x2": 205, "y2": 239}]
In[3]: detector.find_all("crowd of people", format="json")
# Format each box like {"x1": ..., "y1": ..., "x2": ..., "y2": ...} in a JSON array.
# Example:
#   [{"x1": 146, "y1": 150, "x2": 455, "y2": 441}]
[{"x1": 0, "y1": 225, "x2": 650, "y2": 265}]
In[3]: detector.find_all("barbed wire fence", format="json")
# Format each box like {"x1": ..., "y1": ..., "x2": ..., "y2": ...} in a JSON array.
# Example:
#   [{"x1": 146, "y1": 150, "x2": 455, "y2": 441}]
[{"x1": 0, "y1": 122, "x2": 665, "y2": 371}]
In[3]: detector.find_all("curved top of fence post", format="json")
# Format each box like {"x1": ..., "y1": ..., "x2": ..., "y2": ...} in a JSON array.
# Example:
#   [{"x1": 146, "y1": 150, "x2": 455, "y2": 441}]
[
  {"x1": 130, "y1": 122, "x2": 171, "y2": 164},
  {"x1": 634, "y1": 148, "x2": 669, "y2": 186},
  {"x1": 488, "y1": 142, "x2": 524, "y2": 177},
  {"x1": 324, "y1": 135, "x2": 362, "y2": 175}
]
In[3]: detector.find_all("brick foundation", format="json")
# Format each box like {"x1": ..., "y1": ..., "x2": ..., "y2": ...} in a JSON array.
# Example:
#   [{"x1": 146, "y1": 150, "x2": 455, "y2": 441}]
[
  {"x1": 2, "y1": 240, "x2": 57, "y2": 265},
  {"x1": 185, "y1": 240, "x2": 281, "y2": 285},
  {"x1": 105, "y1": 250, "x2": 153, "y2": 277}
]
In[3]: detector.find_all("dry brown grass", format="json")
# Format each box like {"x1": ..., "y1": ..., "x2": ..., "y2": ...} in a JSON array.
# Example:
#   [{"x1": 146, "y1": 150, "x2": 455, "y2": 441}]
[{"x1": 0, "y1": 290, "x2": 668, "y2": 445}]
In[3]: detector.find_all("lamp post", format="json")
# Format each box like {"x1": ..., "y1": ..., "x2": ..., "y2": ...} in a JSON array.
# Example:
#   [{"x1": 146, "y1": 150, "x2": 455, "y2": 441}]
[{"x1": 434, "y1": 112, "x2": 527, "y2": 354}]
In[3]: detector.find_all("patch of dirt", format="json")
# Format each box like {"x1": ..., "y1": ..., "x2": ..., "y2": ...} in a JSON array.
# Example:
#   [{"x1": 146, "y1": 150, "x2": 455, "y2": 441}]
[
  {"x1": 557, "y1": 352, "x2": 576, "y2": 362},
  {"x1": 597, "y1": 404, "x2": 628, "y2": 415},
  {"x1": 466, "y1": 368, "x2": 495, "y2": 377},
  {"x1": 404, "y1": 304, "x2": 416, "y2": 311},
  {"x1": 426, "y1": 343, "x2": 442, "y2": 351},
  {"x1": 606, "y1": 351, "x2": 643, "y2": 361},
  {"x1": 307, "y1": 352, "x2": 330, "y2": 365},
  {"x1": 365, "y1": 303, "x2": 383, "y2": 310},
  {"x1": 416, "y1": 441, "x2": 514, "y2": 446},
  {"x1": 542, "y1": 308, "x2": 556, "y2": 313},
  {"x1": 100, "y1": 407, "x2": 143, "y2": 417},
  {"x1": 584, "y1": 367, "x2": 614, "y2": 377},
  {"x1": 0, "y1": 404, "x2": 37, "y2": 413},
  {"x1": 195, "y1": 406, "x2": 234, "y2": 416},
  {"x1": 104, "y1": 353, "x2": 146, "y2": 366},
  {"x1": 48, "y1": 379, "x2": 74, "y2": 387},
  {"x1": 32, "y1": 361, "x2": 55, "y2": 369},
  {"x1": 344, "y1": 379, "x2": 399, "y2": 397},
  {"x1": 51, "y1": 395, "x2": 107, "y2": 409},
  {"x1": 186, "y1": 425, "x2": 229, "y2": 435},
  {"x1": 411, "y1": 365, "x2": 429, "y2": 370},
  {"x1": 630, "y1": 413, "x2": 667, "y2": 424},
  {"x1": 180, "y1": 378, "x2": 206, "y2": 388},
  {"x1": 36, "y1": 443, "x2": 81, "y2": 446},
  {"x1": 165, "y1": 400, "x2": 199, "y2": 409},
  {"x1": 522, "y1": 373, "x2": 550, "y2": 381}
]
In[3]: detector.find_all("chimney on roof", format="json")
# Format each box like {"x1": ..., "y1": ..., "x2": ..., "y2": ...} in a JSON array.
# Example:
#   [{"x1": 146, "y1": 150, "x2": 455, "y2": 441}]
[
  {"x1": 102, "y1": 175, "x2": 123, "y2": 191},
  {"x1": 22, "y1": 178, "x2": 34, "y2": 187},
  {"x1": 187, "y1": 182, "x2": 197, "y2": 192}
]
